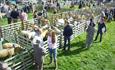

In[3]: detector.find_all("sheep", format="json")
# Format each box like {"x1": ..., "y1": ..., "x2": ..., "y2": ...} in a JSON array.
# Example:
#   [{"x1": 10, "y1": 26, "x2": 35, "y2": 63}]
[
  {"x1": 0, "y1": 47, "x2": 23, "y2": 58},
  {"x1": 8, "y1": 47, "x2": 23, "y2": 56},
  {"x1": 21, "y1": 30, "x2": 35, "y2": 39},
  {"x1": 2, "y1": 43, "x2": 21, "y2": 49},
  {"x1": 0, "y1": 43, "x2": 23, "y2": 58},
  {"x1": 0, "y1": 49, "x2": 9, "y2": 58}
]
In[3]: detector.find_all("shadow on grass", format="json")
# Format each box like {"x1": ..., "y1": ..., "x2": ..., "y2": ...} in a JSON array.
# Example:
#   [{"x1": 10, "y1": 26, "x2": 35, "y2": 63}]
[
  {"x1": 44, "y1": 66, "x2": 56, "y2": 70},
  {"x1": 71, "y1": 40, "x2": 85, "y2": 47},
  {"x1": 29, "y1": 65, "x2": 55, "y2": 70},
  {"x1": 58, "y1": 41, "x2": 88, "y2": 56}
]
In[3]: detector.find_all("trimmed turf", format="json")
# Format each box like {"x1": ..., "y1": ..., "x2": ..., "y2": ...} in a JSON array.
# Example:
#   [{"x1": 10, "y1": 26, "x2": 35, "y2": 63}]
[
  {"x1": 0, "y1": 5, "x2": 115, "y2": 70},
  {"x1": 29, "y1": 21, "x2": 115, "y2": 70},
  {"x1": 55, "y1": 21, "x2": 115, "y2": 70}
]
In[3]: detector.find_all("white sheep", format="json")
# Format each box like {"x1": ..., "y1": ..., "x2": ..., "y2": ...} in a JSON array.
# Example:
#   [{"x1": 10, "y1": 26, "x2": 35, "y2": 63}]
[
  {"x1": 2, "y1": 43, "x2": 21, "y2": 49},
  {"x1": 0, "y1": 47, "x2": 23, "y2": 58}
]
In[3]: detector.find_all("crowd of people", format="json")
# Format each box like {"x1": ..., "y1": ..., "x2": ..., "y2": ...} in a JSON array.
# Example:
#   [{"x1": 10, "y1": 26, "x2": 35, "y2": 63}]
[
  {"x1": 1, "y1": 0, "x2": 115, "y2": 70},
  {"x1": 32, "y1": 1, "x2": 115, "y2": 69}
]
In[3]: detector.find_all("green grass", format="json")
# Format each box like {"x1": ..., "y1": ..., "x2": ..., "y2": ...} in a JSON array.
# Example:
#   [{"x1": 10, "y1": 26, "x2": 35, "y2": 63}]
[
  {"x1": 0, "y1": 5, "x2": 79, "y2": 26},
  {"x1": 55, "y1": 21, "x2": 115, "y2": 70},
  {"x1": 1, "y1": 5, "x2": 115, "y2": 70},
  {"x1": 57, "y1": 21, "x2": 115, "y2": 70},
  {"x1": 29, "y1": 21, "x2": 115, "y2": 70},
  {"x1": 0, "y1": 12, "x2": 33, "y2": 26},
  {"x1": 0, "y1": 17, "x2": 7, "y2": 26}
]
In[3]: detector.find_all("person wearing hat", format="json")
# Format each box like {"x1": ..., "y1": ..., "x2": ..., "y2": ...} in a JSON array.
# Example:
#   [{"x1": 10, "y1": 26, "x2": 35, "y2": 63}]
[{"x1": 32, "y1": 25, "x2": 46, "y2": 70}]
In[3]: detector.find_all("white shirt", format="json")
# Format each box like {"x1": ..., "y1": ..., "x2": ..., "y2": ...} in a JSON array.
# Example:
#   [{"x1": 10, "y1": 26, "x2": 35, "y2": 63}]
[
  {"x1": 32, "y1": 33, "x2": 43, "y2": 48},
  {"x1": 47, "y1": 36, "x2": 57, "y2": 49}
]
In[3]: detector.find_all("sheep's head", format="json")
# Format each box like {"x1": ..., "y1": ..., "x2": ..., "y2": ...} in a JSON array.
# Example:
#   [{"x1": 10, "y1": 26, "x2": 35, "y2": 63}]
[
  {"x1": 14, "y1": 46, "x2": 23, "y2": 54},
  {"x1": 12, "y1": 44, "x2": 23, "y2": 54}
]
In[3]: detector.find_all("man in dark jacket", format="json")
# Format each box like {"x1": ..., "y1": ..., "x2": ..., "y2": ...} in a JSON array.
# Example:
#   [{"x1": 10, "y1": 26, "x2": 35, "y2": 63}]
[
  {"x1": 10, "y1": 7, "x2": 19, "y2": 23},
  {"x1": 63, "y1": 22, "x2": 73, "y2": 51}
]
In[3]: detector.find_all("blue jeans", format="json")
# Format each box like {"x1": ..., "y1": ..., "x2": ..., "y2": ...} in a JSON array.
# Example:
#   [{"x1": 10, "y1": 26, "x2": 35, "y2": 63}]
[{"x1": 48, "y1": 48, "x2": 57, "y2": 62}]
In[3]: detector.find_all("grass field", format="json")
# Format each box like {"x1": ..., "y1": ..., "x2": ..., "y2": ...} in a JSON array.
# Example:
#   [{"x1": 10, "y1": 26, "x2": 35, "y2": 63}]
[
  {"x1": 29, "y1": 21, "x2": 115, "y2": 70},
  {"x1": 0, "y1": 5, "x2": 115, "y2": 70}
]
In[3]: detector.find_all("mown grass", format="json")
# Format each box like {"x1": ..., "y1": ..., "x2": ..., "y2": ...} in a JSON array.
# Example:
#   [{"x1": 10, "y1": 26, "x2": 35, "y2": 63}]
[
  {"x1": 1, "y1": 5, "x2": 115, "y2": 70},
  {"x1": 57, "y1": 21, "x2": 115, "y2": 70},
  {"x1": 29, "y1": 21, "x2": 115, "y2": 70},
  {"x1": 56, "y1": 21, "x2": 115, "y2": 70},
  {"x1": 0, "y1": 17, "x2": 7, "y2": 26},
  {"x1": 0, "y1": 12, "x2": 33, "y2": 26}
]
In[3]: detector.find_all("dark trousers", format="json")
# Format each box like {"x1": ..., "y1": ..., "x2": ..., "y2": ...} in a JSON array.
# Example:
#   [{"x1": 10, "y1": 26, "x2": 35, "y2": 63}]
[
  {"x1": 94, "y1": 30, "x2": 103, "y2": 42},
  {"x1": 63, "y1": 36, "x2": 71, "y2": 50},
  {"x1": 33, "y1": 45, "x2": 43, "y2": 70},
  {"x1": 7, "y1": 17, "x2": 11, "y2": 24},
  {"x1": 114, "y1": 15, "x2": 115, "y2": 20},
  {"x1": 12, "y1": 18, "x2": 18, "y2": 23}
]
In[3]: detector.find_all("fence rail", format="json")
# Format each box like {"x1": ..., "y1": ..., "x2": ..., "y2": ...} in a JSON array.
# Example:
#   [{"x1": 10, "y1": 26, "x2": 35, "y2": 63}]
[
  {"x1": 0, "y1": 4, "x2": 107, "y2": 70},
  {"x1": 2, "y1": 19, "x2": 86, "y2": 70}
]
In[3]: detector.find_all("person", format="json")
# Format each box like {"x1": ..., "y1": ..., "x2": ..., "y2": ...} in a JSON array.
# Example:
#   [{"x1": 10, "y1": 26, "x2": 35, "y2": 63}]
[
  {"x1": 43, "y1": 19, "x2": 49, "y2": 26},
  {"x1": 10, "y1": 6, "x2": 19, "y2": 23},
  {"x1": 31, "y1": 25, "x2": 46, "y2": 70},
  {"x1": 0, "y1": 62, "x2": 11, "y2": 70},
  {"x1": 33, "y1": 10, "x2": 38, "y2": 24},
  {"x1": 20, "y1": 10, "x2": 28, "y2": 30},
  {"x1": 78, "y1": 1, "x2": 83, "y2": 9},
  {"x1": 94, "y1": 16, "x2": 106, "y2": 42},
  {"x1": 33, "y1": 11, "x2": 42, "y2": 26},
  {"x1": 63, "y1": 21, "x2": 73, "y2": 51},
  {"x1": 70, "y1": 1, "x2": 75, "y2": 8},
  {"x1": 86, "y1": 18, "x2": 95, "y2": 48},
  {"x1": 6, "y1": 8, "x2": 11, "y2": 24},
  {"x1": 57, "y1": 2, "x2": 60, "y2": 10},
  {"x1": 42, "y1": 9, "x2": 47, "y2": 19},
  {"x1": 47, "y1": 30, "x2": 58, "y2": 69},
  {"x1": 113, "y1": 8, "x2": 115, "y2": 20},
  {"x1": 20, "y1": 10, "x2": 28, "y2": 22},
  {"x1": 107, "y1": 12, "x2": 112, "y2": 22}
]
